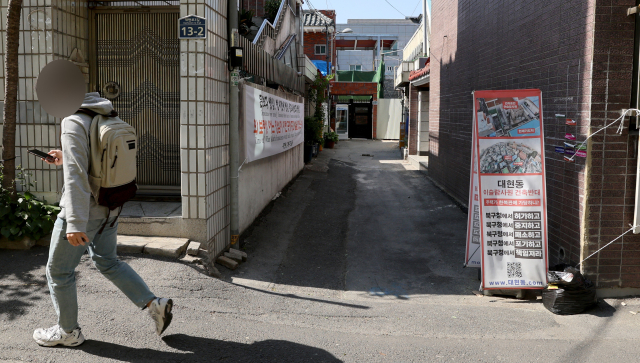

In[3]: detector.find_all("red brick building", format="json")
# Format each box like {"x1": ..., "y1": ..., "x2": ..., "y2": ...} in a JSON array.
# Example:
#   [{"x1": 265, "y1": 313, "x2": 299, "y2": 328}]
[
  {"x1": 330, "y1": 82, "x2": 379, "y2": 139},
  {"x1": 430, "y1": 0, "x2": 640, "y2": 293},
  {"x1": 303, "y1": 10, "x2": 337, "y2": 69}
]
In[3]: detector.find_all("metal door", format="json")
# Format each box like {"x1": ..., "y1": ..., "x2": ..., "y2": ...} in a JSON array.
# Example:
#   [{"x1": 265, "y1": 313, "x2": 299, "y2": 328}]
[
  {"x1": 95, "y1": 12, "x2": 180, "y2": 191},
  {"x1": 349, "y1": 103, "x2": 373, "y2": 139}
]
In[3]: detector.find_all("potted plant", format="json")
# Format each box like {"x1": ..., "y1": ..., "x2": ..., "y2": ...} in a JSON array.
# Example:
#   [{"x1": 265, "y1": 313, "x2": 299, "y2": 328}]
[
  {"x1": 324, "y1": 131, "x2": 339, "y2": 149},
  {"x1": 304, "y1": 116, "x2": 322, "y2": 163}
]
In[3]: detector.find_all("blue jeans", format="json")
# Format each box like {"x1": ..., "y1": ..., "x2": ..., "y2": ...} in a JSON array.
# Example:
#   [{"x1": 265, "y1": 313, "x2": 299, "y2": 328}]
[{"x1": 46, "y1": 217, "x2": 156, "y2": 332}]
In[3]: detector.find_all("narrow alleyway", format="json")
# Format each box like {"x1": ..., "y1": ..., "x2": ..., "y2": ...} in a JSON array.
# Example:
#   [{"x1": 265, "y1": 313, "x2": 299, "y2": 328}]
[
  {"x1": 3, "y1": 141, "x2": 640, "y2": 362},
  {"x1": 236, "y1": 140, "x2": 477, "y2": 300}
]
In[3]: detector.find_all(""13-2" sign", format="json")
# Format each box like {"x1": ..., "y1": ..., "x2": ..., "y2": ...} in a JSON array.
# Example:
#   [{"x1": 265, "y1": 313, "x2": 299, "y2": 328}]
[{"x1": 179, "y1": 15, "x2": 206, "y2": 39}]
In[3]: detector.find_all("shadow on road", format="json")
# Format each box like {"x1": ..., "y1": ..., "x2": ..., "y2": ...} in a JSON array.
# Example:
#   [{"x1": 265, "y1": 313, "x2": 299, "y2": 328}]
[
  {"x1": 77, "y1": 333, "x2": 342, "y2": 363},
  {"x1": 231, "y1": 282, "x2": 370, "y2": 309},
  {"x1": 0, "y1": 247, "x2": 49, "y2": 321}
]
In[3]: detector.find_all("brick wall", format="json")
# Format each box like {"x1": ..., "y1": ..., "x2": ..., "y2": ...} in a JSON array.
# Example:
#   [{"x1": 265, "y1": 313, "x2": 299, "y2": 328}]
[
  {"x1": 582, "y1": 0, "x2": 638, "y2": 288},
  {"x1": 429, "y1": 0, "x2": 640, "y2": 289},
  {"x1": 242, "y1": 0, "x2": 265, "y2": 17},
  {"x1": 330, "y1": 82, "x2": 378, "y2": 139},
  {"x1": 303, "y1": 10, "x2": 337, "y2": 66},
  {"x1": 304, "y1": 32, "x2": 335, "y2": 63}
]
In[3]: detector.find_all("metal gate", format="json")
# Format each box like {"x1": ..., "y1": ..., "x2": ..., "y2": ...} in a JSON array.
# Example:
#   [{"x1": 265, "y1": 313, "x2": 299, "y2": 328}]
[
  {"x1": 94, "y1": 11, "x2": 180, "y2": 190},
  {"x1": 349, "y1": 103, "x2": 373, "y2": 139}
]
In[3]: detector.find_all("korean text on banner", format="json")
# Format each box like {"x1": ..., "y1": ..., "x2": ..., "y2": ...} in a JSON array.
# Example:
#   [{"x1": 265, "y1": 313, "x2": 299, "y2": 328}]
[
  {"x1": 244, "y1": 85, "x2": 304, "y2": 162},
  {"x1": 465, "y1": 124, "x2": 482, "y2": 268},
  {"x1": 474, "y1": 89, "x2": 548, "y2": 290}
]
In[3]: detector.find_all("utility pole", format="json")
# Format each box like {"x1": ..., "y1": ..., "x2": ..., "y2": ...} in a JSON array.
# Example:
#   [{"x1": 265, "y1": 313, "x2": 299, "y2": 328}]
[
  {"x1": 325, "y1": 19, "x2": 332, "y2": 131},
  {"x1": 422, "y1": 0, "x2": 428, "y2": 56},
  {"x1": 228, "y1": 0, "x2": 241, "y2": 251}
]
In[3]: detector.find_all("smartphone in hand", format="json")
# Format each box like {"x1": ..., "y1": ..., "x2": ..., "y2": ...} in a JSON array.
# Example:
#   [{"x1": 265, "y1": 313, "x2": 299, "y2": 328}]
[{"x1": 29, "y1": 149, "x2": 55, "y2": 162}]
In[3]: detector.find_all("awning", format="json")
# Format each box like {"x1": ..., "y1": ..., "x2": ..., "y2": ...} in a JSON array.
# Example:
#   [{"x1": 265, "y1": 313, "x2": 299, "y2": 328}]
[
  {"x1": 334, "y1": 34, "x2": 398, "y2": 51},
  {"x1": 337, "y1": 95, "x2": 372, "y2": 103}
]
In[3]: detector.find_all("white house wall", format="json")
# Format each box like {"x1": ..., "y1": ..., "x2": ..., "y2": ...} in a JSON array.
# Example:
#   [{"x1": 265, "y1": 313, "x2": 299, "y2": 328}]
[
  {"x1": 376, "y1": 98, "x2": 401, "y2": 140},
  {"x1": 237, "y1": 82, "x2": 304, "y2": 233}
]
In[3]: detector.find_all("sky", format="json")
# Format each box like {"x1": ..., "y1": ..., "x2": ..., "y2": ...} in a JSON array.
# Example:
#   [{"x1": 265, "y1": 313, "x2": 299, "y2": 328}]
[{"x1": 305, "y1": 0, "x2": 431, "y2": 24}]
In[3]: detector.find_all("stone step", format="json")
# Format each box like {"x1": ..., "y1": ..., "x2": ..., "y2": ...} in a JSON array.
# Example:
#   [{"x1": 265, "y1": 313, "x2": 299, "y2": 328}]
[{"x1": 117, "y1": 235, "x2": 190, "y2": 258}]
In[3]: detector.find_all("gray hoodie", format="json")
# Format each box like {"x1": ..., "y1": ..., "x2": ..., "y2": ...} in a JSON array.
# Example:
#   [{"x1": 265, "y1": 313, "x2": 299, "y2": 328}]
[{"x1": 57, "y1": 93, "x2": 112, "y2": 233}]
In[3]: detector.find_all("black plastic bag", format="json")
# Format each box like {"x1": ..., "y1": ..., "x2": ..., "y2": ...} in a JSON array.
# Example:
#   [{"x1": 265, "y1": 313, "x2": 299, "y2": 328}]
[
  {"x1": 543, "y1": 266, "x2": 597, "y2": 315},
  {"x1": 542, "y1": 287, "x2": 597, "y2": 315}
]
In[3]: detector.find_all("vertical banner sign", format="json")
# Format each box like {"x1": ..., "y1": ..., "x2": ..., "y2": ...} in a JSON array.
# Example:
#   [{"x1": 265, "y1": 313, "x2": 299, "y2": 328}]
[
  {"x1": 473, "y1": 89, "x2": 548, "y2": 290},
  {"x1": 465, "y1": 124, "x2": 482, "y2": 267},
  {"x1": 244, "y1": 85, "x2": 304, "y2": 162}
]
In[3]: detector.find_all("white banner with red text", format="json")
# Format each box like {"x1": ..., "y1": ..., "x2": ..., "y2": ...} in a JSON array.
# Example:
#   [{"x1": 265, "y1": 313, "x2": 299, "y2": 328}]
[
  {"x1": 244, "y1": 85, "x2": 304, "y2": 162},
  {"x1": 473, "y1": 89, "x2": 548, "y2": 290}
]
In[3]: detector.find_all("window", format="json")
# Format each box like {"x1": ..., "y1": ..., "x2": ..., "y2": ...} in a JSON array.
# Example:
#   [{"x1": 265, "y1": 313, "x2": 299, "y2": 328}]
[
  {"x1": 387, "y1": 66, "x2": 394, "y2": 72},
  {"x1": 350, "y1": 64, "x2": 362, "y2": 71},
  {"x1": 315, "y1": 45, "x2": 326, "y2": 55}
]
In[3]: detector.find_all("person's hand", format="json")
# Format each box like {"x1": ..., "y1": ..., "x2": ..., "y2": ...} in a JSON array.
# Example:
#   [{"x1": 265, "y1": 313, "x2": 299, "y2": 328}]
[
  {"x1": 67, "y1": 232, "x2": 89, "y2": 246},
  {"x1": 44, "y1": 150, "x2": 62, "y2": 166}
]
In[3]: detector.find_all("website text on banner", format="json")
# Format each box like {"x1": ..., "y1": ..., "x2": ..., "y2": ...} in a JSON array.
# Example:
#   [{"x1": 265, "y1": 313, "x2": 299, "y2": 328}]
[
  {"x1": 473, "y1": 89, "x2": 548, "y2": 290},
  {"x1": 465, "y1": 123, "x2": 481, "y2": 268},
  {"x1": 244, "y1": 85, "x2": 304, "y2": 162}
]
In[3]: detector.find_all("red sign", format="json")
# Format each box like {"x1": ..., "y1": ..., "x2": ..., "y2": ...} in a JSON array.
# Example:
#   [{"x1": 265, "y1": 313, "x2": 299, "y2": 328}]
[
  {"x1": 484, "y1": 199, "x2": 542, "y2": 207},
  {"x1": 514, "y1": 162, "x2": 524, "y2": 166},
  {"x1": 517, "y1": 128, "x2": 536, "y2": 134},
  {"x1": 503, "y1": 101, "x2": 518, "y2": 109},
  {"x1": 566, "y1": 119, "x2": 576, "y2": 126},
  {"x1": 504, "y1": 155, "x2": 513, "y2": 161}
]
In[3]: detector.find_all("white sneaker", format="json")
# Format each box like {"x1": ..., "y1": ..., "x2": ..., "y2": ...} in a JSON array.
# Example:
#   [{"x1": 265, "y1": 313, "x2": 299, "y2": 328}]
[
  {"x1": 33, "y1": 325, "x2": 85, "y2": 347},
  {"x1": 148, "y1": 297, "x2": 173, "y2": 335}
]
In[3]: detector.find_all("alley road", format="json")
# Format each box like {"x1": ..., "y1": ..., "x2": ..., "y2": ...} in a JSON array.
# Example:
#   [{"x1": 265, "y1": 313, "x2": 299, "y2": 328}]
[{"x1": 2, "y1": 140, "x2": 640, "y2": 363}]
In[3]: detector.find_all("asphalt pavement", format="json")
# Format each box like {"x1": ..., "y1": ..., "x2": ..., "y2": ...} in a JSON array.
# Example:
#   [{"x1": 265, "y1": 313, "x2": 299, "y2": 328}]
[{"x1": 2, "y1": 140, "x2": 640, "y2": 363}]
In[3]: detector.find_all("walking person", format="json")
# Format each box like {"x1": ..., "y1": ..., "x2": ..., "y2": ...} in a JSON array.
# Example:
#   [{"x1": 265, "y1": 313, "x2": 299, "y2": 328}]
[{"x1": 33, "y1": 93, "x2": 173, "y2": 347}]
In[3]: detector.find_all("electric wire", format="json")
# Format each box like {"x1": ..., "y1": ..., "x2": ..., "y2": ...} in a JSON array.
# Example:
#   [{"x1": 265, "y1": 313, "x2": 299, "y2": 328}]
[
  {"x1": 566, "y1": 108, "x2": 640, "y2": 161},
  {"x1": 383, "y1": 0, "x2": 406, "y2": 17},
  {"x1": 576, "y1": 226, "x2": 638, "y2": 267},
  {"x1": 411, "y1": 0, "x2": 421, "y2": 16}
]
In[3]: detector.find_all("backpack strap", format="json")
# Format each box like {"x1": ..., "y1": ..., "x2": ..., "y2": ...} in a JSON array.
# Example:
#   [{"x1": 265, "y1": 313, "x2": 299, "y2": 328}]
[{"x1": 97, "y1": 206, "x2": 123, "y2": 234}]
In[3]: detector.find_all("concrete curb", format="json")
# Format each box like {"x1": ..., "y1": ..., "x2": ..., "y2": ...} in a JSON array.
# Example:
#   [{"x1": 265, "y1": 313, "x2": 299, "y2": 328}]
[{"x1": 117, "y1": 235, "x2": 190, "y2": 258}]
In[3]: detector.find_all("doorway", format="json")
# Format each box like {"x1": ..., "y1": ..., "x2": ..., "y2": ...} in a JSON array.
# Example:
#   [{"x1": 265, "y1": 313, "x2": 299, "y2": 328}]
[
  {"x1": 92, "y1": 10, "x2": 180, "y2": 194},
  {"x1": 349, "y1": 102, "x2": 373, "y2": 139}
]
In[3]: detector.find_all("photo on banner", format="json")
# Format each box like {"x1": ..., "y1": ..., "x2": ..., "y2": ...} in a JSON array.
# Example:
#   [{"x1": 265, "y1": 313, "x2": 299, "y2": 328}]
[{"x1": 473, "y1": 89, "x2": 548, "y2": 290}]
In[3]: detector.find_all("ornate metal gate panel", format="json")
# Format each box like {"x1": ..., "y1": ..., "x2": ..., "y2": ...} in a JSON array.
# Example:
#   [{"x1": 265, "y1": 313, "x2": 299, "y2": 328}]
[{"x1": 95, "y1": 12, "x2": 180, "y2": 188}]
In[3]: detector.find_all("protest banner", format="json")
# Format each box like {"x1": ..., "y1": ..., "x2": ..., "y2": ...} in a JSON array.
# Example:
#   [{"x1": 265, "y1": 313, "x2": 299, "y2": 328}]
[
  {"x1": 244, "y1": 85, "x2": 304, "y2": 162},
  {"x1": 472, "y1": 89, "x2": 548, "y2": 289}
]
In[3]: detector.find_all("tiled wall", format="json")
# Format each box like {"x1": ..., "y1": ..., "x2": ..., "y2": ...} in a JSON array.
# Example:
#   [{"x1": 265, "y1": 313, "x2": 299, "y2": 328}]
[
  {"x1": 0, "y1": 0, "x2": 89, "y2": 203},
  {"x1": 0, "y1": 0, "x2": 232, "y2": 255},
  {"x1": 179, "y1": 0, "x2": 230, "y2": 255}
]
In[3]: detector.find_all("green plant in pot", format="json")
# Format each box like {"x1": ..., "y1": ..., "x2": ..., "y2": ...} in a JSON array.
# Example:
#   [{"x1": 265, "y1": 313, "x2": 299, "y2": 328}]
[
  {"x1": 324, "y1": 131, "x2": 339, "y2": 149},
  {"x1": 238, "y1": 8, "x2": 257, "y2": 38}
]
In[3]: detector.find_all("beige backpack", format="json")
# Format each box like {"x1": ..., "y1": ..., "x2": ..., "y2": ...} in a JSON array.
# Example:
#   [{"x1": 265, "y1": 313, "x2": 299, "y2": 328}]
[{"x1": 78, "y1": 109, "x2": 138, "y2": 232}]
